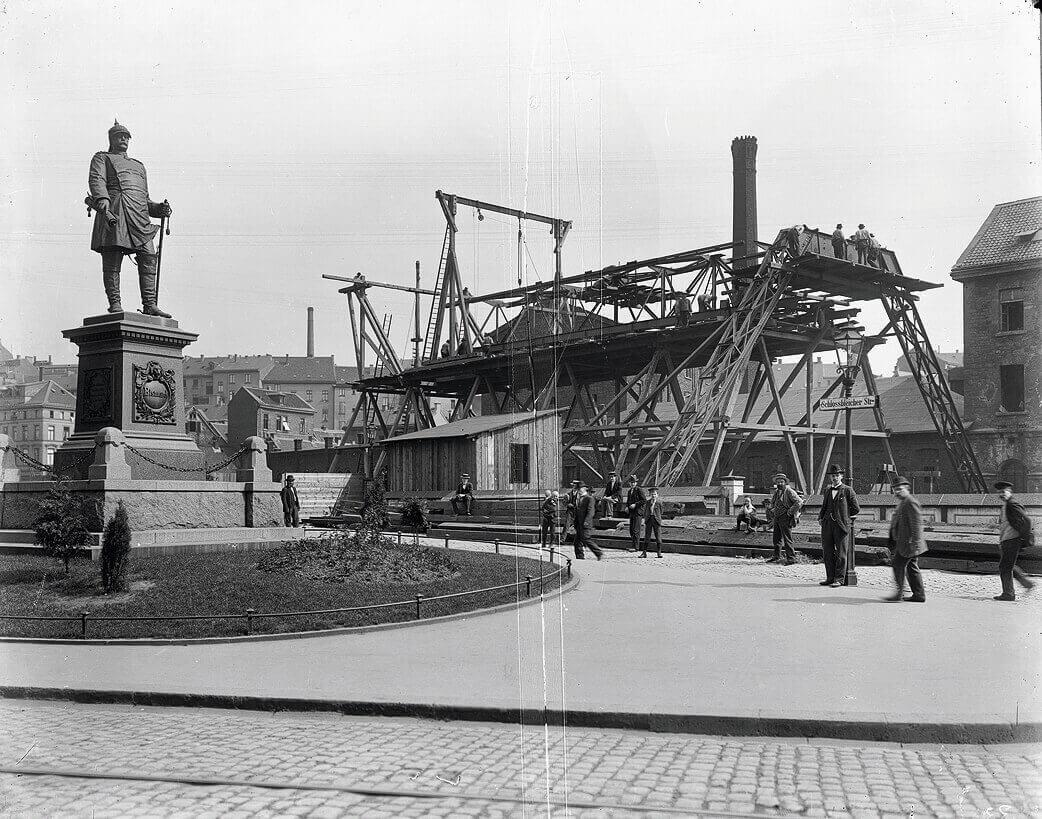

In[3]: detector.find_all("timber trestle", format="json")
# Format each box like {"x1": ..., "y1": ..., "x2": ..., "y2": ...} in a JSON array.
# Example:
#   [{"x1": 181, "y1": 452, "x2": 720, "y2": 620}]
[{"x1": 325, "y1": 194, "x2": 985, "y2": 493}]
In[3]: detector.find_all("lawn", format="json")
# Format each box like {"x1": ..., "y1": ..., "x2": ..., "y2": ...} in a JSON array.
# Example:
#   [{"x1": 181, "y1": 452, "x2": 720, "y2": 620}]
[{"x1": 0, "y1": 541, "x2": 564, "y2": 639}]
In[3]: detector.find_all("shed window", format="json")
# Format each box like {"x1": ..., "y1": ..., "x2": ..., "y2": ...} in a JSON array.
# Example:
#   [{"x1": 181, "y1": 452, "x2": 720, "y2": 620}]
[
  {"x1": 999, "y1": 365, "x2": 1025, "y2": 413},
  {"x1": 509, "y1": 443, "x2": 530, "y2": 484}
]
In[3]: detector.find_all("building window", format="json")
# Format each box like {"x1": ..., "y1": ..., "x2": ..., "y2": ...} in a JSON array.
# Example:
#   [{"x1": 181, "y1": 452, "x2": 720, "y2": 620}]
[
  {"x1": 997, "y1": 459, "x2": 1027, "y2": 493},
  {"x1": 509, "y1": 443, "x2": 531, "y2": 484},
  {"x1": 300, "y1": 418, "x2": 307, "y2": 434},
  {"x1": 229, "y1": 374, "x2": 237, "y2": 385},
  {"x1": 33, "y1": 425, "x2": 39, "y2": 439},
  {"x1": 338, "y1": 402, "x2": 345, "y2": 415},
  {"x1": 49, "y1": 410, "x2": 54, "y2": 418},
  {"x1": 217, "y1": 381, "x2": 224, "y2": 393},
  {"x1": 63, "y1": 427, "x2": 70, "y2": 440},
  {"x1": 262, "y1": 413, "x2": 270, "y2": 430},
  {"x1": 306, "y1": 390, "x2": 313, "y2": 401},
  {"x1": 337, "y1": 388, "x2": 346, "y2": 397},
  {"x1": 996, "y1": 293, "x2": 1021, "y2": 331},
  {"x1": 47, "y1": 425, "x2": 55, "y2": 441},
  {"x1": 321, "y1": 390, "x2": 329, "y2": 402},
  {"x1": 244, "y1": 373, "x2": 252, "y2": 384},
  {"x1": 45, "y1": 448, "x2": 54, "y2": 465},
  {"x1": 999, "y1": 364, "x2": 1025, "y2": 413}
]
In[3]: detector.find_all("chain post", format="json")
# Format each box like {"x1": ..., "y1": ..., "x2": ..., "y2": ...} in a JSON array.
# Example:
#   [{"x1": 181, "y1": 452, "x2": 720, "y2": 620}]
[
  {"x1": 397, "y1": 529, "x2": 402, "y2": 546},
  {"x1": 566, "y1": 558, "x2": 572, "y2": 578},
  {"x1": 245, "y1": 608, "x2": 255, "y2": 635},
  {"x1": 494, "y1": 539, "x2": 500, "y2": 554},
  {"x1": 415, "y1": 594, "x2": 422, "y2": 619},
  {"x1": 525, "y1": 575, "x2": 532, "y2": 597},
  {"x1": 444, "y1": 535, "x2": 449, "y2": 549},
  {"x1": 80, "y1": 610, "x2": 89, "y2": 639},
  {"x1": 549, "y1": 546, "x2": 555, "y2": 564}
]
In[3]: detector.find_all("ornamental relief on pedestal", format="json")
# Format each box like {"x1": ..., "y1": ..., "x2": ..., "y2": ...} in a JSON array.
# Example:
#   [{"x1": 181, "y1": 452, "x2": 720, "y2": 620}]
[{"x1": 132, "y1": 361, "x2": 177, "y2": 425}]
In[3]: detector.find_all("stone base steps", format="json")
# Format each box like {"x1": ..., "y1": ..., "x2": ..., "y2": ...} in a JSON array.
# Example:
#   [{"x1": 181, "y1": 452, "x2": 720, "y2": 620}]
[{"x1": 0, "y1": 527, "x2": 307, "y2": 559}]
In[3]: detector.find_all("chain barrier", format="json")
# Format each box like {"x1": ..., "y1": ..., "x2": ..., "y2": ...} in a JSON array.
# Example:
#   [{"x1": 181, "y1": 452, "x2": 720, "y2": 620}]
[
  {"x1": 123, "y1": 440, "x2": 252, "y2": 476},
  {"x1": 4, "y1": 443, "x2": 99, "y2": 480}
]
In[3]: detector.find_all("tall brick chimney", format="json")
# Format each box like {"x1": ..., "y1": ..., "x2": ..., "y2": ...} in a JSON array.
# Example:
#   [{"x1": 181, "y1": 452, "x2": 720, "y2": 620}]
[
  {"x1": 306, "y1": 306, "x2": 315, "y2": 357},
  {"x1": 731, "y1": 135, "x2": 758, "y2": 269}
]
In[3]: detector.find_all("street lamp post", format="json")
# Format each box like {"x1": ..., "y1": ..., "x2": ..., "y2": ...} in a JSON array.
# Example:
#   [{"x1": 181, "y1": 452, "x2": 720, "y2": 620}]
[{"x1": 833, "y1": 322, "x2": 865, "y2": 586}]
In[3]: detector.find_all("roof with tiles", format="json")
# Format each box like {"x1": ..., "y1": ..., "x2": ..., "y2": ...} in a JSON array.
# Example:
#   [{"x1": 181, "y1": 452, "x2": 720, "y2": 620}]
[
  {"x1": 263, "y1": 356, "x2": 337, "y2": 384},
  {"x1": 183, "y1": 355, "x2": 230, "y2": 377},
  {"x1": 952, "y1": 196, "x2": 1042, "y2": 272},
  {"x1": 212, "y1": 355, "x2": 276, "y2": 375},
  {"x1": 0, "y1": 380, "x2": 76, "y2": 409},
  {"x1": 234, "y1": 386, "x2": 315, "y2": 414}
]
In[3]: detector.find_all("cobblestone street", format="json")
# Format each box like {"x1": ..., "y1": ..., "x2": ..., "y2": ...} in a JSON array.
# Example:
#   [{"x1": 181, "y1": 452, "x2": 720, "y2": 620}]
[{"x1": 0, "y1": 700, "x2": 1039, "y2": 817}]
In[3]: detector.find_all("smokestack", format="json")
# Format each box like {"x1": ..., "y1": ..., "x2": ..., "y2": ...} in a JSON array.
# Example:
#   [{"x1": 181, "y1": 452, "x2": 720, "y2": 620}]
[
  {"x1": 306, "y1": 307, "x2": 315, "y2": 357},
  {"x1": 731, "y1": 135, "x2": 758, "y2": 269}
]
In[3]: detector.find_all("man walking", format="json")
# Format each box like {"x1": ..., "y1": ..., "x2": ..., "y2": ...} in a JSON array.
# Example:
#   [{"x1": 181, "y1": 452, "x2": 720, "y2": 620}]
[
  {"x1": 281, "y1": 475, "x2": 301, "y2": 528},
  {"x1": 625, "y1": 474, "x2": 648, "y2": 552},
  {"x1": 451, "y1": 473, "x2": 474, "y2": 516},
  {"x1": 599, "y1": 470, "x2": 623, "y2": 518},
  {"x1": 539, "y1": 490, "x2": 559, "y2": 550},
  {"x1": 641, "y1": 485, "x2": 664, "y2": 558},
  {"x1": 852, "y1": 224, "x2": 871, "y2": 264},
  {"x1": 767, "y1": 472, "x2": 802, "y2": 565},
  {"x1": 88, "y1": 120, "x2": 174, "y2": 317},
  {"x1": 993, "y1": 481, "x2": 1035, "y2": 602},
  {"x1": 831, "y1": 224, "x2": 846, "y2": 260},
  {"x1": 574, "y1": 484, "x2": 603, "y2": 561},
  {"x1": 885, "y1": 477, "x2": 927, "y2": 602},
  {"x1": 817, "y1": 464, "x2": 861, "y2": 587}
]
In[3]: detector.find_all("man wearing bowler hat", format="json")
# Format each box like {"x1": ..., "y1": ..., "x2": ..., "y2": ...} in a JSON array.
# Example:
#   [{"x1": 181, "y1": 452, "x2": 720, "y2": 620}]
[
  {"x1": 885, "y1": 476, "x2": 927, "y2": 602},
  {"x1": 625, "y1": 474, "x2": 648, "y2": 552},
  {"x1": 993, "y1": 480, "x2": 1035, "y2": 602},
  {"x1": 766, "y1": 472, "x2": 802, "y2": 565},
  {"x1": 817, "y1": 464, "x2": 860, "y2": 587},
  {"x1": 574, "y1": 483, "x2": 603, "y2": 560}
]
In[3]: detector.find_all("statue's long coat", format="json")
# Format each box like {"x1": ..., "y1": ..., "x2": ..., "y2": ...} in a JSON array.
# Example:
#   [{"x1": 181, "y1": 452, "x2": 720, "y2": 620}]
[{"x1": 88, "y1": 150, "x2": 161, "y2": 254}]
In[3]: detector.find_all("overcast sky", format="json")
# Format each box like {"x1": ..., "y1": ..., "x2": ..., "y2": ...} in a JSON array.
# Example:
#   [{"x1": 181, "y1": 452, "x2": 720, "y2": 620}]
[{"x1": 2, "y1": 1, "x2": 1039, "y2": 375}]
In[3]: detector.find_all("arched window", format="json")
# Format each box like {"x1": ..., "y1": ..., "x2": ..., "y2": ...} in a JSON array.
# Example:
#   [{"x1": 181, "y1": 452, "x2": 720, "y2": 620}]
[{"x1": 997, "y1": 459, "x2": 1027, "y2": 493}]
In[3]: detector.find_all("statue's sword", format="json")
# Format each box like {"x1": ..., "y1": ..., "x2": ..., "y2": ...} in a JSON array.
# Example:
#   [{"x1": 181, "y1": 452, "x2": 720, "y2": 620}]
[{"x1": 155, "y1": 200, "x2": 171, "y2": 300}]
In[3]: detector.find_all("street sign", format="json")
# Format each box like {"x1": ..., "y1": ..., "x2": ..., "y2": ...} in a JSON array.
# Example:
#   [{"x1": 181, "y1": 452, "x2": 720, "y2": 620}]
[{"x1": 820, "y1": 395, "x2": 878, "y2": 411}]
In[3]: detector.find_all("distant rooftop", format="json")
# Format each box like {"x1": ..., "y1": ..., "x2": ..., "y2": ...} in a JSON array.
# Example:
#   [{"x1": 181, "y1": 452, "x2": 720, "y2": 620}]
[
  {"x1": 0, "y1": 380, "x2": 76, "y2": 409},
  {"x1": 234, "y1": 386, "x2": 315, "y2": 414},
  {"x1": 264, "y1": 356, "x2": 337, "y2": 384}
]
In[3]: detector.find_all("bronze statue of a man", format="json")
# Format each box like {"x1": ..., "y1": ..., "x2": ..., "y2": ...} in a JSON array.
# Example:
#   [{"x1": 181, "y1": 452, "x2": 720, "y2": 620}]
[{"x1": 87, "y1": 120, "x2": 173, "y2": 317}]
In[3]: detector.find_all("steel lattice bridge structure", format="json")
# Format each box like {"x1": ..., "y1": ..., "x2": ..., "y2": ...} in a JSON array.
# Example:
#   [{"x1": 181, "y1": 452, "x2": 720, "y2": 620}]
[{"x1": 325, "y1": 190, "x2": 987, "y2": 494}]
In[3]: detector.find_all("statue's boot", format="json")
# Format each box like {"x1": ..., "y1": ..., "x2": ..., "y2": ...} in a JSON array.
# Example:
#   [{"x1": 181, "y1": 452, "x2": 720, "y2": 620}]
[
  {"x1": 137, "y1": 252, "x2": 172, "y2": 318},
  {"x1": 101, "y1": 252, "x2": 124, "y2": 313}
]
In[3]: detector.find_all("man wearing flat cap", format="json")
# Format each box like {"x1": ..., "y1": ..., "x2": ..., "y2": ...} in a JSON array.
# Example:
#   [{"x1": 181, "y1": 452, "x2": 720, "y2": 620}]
[
  {"x1": 885, "y1": 477, "x2": 926, "y2": 602},
  {"x1": 87, "y1": 120, "x2": 173, "y2": 317},
  {"x1": 993, "y1": 481, "x2": 1035, "y2": 602},
  {"x1": 625, "y1": 474, "x2": 648, "y2": 552},
  {"x1": 817, "y1": 464, "x2": 860, "y2": 587},
  {"x1": 599, "y1": 470, "x2": 623, "y2": 519},
  {"x1": 766, "y1": 472, "x2": 802, "y2": 565}
]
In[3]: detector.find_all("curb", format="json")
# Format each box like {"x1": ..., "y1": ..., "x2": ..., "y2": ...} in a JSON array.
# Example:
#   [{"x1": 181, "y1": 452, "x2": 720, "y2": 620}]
[
  {"x1": 1, "y1": 686, "x2": 1036, "y2": 744},
  {"x1": 0, "y1": 566, "x2": 578, "y2": 646}
]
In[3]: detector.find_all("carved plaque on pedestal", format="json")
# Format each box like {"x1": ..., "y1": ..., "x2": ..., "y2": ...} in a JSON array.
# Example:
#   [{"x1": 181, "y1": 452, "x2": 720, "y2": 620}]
[
  {"x1": 132, "y1": 361, "x2": 177, "y2": 425},
  {"x1": 80, "y1": 366, "x2": 113, "y2": 423}
]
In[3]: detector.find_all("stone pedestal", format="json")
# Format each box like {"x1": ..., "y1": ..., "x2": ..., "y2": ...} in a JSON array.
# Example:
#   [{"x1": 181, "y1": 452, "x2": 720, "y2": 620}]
[{"x1": 53, "y1": 312, "x2": 204, "y2": 480}]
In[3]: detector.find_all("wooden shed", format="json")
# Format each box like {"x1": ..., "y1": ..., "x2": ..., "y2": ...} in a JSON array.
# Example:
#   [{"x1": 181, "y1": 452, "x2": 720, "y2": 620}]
[{"x1": 381, "y1": 411, "x2": 562, "y2": 494}]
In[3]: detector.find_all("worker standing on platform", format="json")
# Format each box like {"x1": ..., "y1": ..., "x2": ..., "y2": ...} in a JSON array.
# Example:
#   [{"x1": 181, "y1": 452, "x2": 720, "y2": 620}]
[
  {"x1": 625, "y1": 474, "x2": 648, "y2": 552},
  {"x1": 562, "y1": 479, "x2": 580, "y2": 544},
  {"x1": 574, "y1": 484, "x2": 603, "y2": 560},
  {"x1": 440, "y1": 341, "x2": 450, "y2": 358},
  {"x1": 993, "y1": 481, "x2": 1035, "y2": 602},
  {"x1": 853, "y1": 224, "x2": 871, "y2": 264},
  {"x1": 817, "y1": 464, "x2": 860, "y2": 587},
  {"x1": 786, "y1": 224, "x2": 805, "y2": 255},
  {"x1": 676, "y1": 292, "x2": 692, "y2": 327},
  {"x1": 766, "y1": 473, "x2": 802, "y2": 565},
  {"x1": 831, "y1": 224, "x2": 847, "y2": 260}
]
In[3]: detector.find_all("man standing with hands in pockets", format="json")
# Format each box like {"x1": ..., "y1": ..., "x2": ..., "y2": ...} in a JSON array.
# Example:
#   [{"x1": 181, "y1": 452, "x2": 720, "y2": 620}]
[
  {"x1": 817, "y1": 464, "x2": 860, "y2": 587},
  {"x1": 625, "y1": 475, "x2": 647, "y2": 553},
  {"x1": 766, "y1": 472, "x2": 802, "y2": 565},
  {"x1": 885, "y1": 476, "x2": 927, "y2": 602}
]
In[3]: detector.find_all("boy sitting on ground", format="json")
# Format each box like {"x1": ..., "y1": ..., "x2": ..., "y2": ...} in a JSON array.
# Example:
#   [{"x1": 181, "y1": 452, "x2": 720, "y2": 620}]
[{"x1": 735, "y1": 497, "x2": 764, "y2": 532}]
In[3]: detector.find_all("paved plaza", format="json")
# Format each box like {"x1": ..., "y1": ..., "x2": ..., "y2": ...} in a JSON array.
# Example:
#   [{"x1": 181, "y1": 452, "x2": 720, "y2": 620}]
[
  {"x1": 1, "y1": 548, "x2": 1039, "y2": 737},
  {"x1": 0, "y1": 699, "x2": 1040, "y2": 817}
]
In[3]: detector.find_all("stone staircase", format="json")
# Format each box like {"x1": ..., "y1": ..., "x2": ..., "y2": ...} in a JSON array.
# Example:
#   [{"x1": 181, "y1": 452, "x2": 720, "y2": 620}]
[{"x1": 290, "y1": 473, "x2": 362, "y2": 520}]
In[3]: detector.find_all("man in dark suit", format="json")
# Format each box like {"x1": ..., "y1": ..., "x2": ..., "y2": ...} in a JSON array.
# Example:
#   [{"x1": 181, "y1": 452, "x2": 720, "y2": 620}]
[
  {"x1": 767, "y1": 472, "x2": 802, "y2": 565},
  {"x1": 280, "y1": 474, "x2": 301, "y2": 527},
  {"x1": 641, "y1": 485, "x2": 664, "y2": 558},
  {"x1": 885, "y1": 476, "x2": 927, "y2": 602},
  {"x1": 539, "y1": 490, "x2": 559, "y2": 550},
  {"x1": 574, "y1": 484, "x2": 603, "y2": 560},
  {"x1": 625, "y1": 475, "x2": 647, "y2": 552},
  {"x1": 451, "y1": 473, "x2": 474, "y2": 516},
  {"x1": 599, "y1": 470, "x2": 623, "y2": 518},
  {"x1": 994, "y1": 481, "x2": 1036, "y2": 602},
  {"x1": 562, "y1": 479, "x2": 580, "y2": 544},
  {"x1": 817, "y1": 464, "x2": 860, "y2": 587}
]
